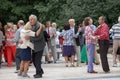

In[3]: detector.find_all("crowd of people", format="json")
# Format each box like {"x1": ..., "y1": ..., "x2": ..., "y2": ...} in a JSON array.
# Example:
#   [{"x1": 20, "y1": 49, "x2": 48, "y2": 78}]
[{"x1": 0, "y1": 15, "x2": 120, "y2": 78}]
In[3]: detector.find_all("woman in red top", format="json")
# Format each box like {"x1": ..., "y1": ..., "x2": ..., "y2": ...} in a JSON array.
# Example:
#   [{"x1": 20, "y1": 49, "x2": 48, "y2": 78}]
[
  {"x1": 94, "y1": 16, "x2": 110, "y2": 73},
  {"x1": 5, "y1": 23, "x2": 16, "y2": 67}
]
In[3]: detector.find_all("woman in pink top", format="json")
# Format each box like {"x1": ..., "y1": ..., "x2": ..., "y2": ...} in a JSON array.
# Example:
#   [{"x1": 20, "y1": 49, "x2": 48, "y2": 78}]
[
  {"x1": 84, "y1": 17, "x2": 97, "y2": 73},
  {"x1": 5, "y1": 23, "x2": 16, "y2": 67}
]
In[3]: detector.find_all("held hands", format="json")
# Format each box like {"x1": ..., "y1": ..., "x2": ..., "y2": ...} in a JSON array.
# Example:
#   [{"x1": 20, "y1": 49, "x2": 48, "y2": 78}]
[
  {"x1": 63, "y1": 36, "x2": 67, "y2": 40},
  {"x1": 92, "y1": 36, "x2": 99, "y2": 39},
  {"x1": 19, "y1": 39, "x2": 23, "y2": 44}
]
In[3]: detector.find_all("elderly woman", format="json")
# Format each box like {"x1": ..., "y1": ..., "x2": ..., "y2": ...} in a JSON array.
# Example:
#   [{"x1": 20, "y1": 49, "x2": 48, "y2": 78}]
[
  {"x1": 4, "y1": 23, "x2": 16, "y2": 67},
  {"x1": 59, "y1": 23, "x2": 80, "y2": 67},
  {"x1": 84, "y1": 17, "x2": 97, "y2": 73}
]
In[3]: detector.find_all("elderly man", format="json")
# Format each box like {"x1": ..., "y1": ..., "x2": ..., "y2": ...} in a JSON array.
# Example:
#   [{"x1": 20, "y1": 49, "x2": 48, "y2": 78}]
[
  {"x1": 69, "y1": 19, "x2": 81, "y2": 67},
  {"x1": 11, "y1": 20, "x2": 24, "y2": 73},
  {"x1": 94, "y1": 16, "x2": 110, "y2": 73},
  {"x1": 29, "y1": 15, "x2": 45, "y2": 78},
  {"x1": 110, "y1": 16, "x2": 120, "y2": 67}
]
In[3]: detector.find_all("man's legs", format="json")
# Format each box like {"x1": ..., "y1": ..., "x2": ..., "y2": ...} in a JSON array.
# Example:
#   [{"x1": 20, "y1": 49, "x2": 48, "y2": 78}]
[
  {"x1": 75, "y1": 44, "x2": 81, "y2": 66},
  {"x1": 99, "y1": 40, "x2": 110, "y2": 72},
  {"x1": 15, "y1": 48, "x2": 21, "y2": 72},
  {"x1": 113, "y1": 40, "x2": 119, "y2": 66},
  {"x1": 32, "y1": 50, "x2": 44, "y2": 78}
]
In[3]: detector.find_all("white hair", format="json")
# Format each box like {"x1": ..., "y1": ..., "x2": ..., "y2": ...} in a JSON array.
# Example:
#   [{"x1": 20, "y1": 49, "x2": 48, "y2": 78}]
[
  {"x1": 52, "y1": 22, "x2": 57, "y2": 26},
  {"x1": 18, "y1": 20, "x2": 24, "y2": 24},
  {"x1": 24, "y1": 22, "x2": 32, "y2": 30},
  {"x1": 118, "y1": 16, "x2": 120, "y2": 23},
  {"x1": 69, "y1": 19, "x2": 75, "y2": 23},
  {"x1": 29, "y1": 14, "x2": 37, "y2": 20}
]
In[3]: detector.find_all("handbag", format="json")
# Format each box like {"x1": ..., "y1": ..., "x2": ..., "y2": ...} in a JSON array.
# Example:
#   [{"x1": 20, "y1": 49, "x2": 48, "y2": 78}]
[{"x1": 117, "y1": 47, "x2": 120, "y2": 55}]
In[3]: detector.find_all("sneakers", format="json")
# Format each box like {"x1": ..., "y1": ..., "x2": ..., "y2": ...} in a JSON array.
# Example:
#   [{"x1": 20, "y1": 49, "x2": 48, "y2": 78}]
[
  {"x1": 22, "y1": 74, "x2": 30, "y2": 78},
  {"x1": 70, "y1": 64, "x2": 75, "y2": 67},
  {"x1": 18, "y1": 73, "x2": 22, "y2": 76},
  {"x1": 18, "y1": 73, "x2": 30, "y2": 78},
  {"x1": 113, "y1": 64, "x2": 117, "y2": 67},
  {"x1": 65, "y1": 63, "x2": 68, "y2": 67},
  {"x1": 76, "y1": 63, "x2": 82, "y2": 67},
  {"x1": 34, "y1": 74, "x2": 42, "y2": 78}
]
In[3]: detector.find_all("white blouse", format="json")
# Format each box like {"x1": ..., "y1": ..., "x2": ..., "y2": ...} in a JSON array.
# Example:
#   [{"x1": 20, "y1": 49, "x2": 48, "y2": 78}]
[{"x1": 18, "y1": 29, "x2": 35, "y2": 50}]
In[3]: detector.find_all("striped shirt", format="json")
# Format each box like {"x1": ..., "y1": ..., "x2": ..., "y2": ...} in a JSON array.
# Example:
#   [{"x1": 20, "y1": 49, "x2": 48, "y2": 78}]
[{"x1": 110, "y1": 24, "x2": 120, "y2": 39}]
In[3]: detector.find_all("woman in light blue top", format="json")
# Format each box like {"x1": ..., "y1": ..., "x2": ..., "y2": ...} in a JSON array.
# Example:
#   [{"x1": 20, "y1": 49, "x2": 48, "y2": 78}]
[{"x1": 59, "y1": 23, "x2": 80, "y2": 67}]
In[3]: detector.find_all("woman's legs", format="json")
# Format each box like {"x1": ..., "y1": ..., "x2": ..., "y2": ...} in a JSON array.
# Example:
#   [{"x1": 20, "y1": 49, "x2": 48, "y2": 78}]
[
  {"x1": 87, "y1": 44, "x2": 97, "y2": 73},
  {"x1": 6, "y1": 47, "x2": 12, "y2": 67},
  {"x1": 71, "y1": 55, "x2": 75, "y2": 67},
  {"x1": 23, "y1": 61, "x2": 30, "y2": 75},
  {"x1": 19, "y1": 61, "x2": 24, "y2": 74},
  {"x1": 11, "y1": 46, "x2": 16, "y2": 62},
  {"x1": 64, "y1": 56, "x2": 68, "y2": 66}
]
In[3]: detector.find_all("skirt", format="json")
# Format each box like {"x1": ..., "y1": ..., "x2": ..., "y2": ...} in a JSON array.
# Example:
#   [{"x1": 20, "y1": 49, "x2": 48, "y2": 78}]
[
  {"x1": 81, "y1": 45, "x2": 88, "y2": 62},
  {"x1": 63, "y1": 45, "x2": 75, "y2": 57},
  {"x1": 20, "y1": 47, "x2": 31, "y2": 61}
]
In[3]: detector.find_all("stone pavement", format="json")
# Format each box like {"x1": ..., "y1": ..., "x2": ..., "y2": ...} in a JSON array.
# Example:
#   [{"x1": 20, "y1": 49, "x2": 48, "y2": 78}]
[{"x1": 0, "y1": 54, "x2": 120, "y2": 80}]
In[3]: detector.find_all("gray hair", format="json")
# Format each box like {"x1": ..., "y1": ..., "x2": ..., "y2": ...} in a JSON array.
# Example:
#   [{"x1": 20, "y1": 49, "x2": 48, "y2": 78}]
[
  {"x1": 69, "y1": 19, "x2": 75, "y2": 23},
  {"x1": 18, "y1": 20, "x2": 24, "y2": 25},
  {"x1": 29, "y1": 14, "x2": 37, "y2": 20},
  {"x1": 100, "y1": 16, "x2": 106, "y2": 21}
]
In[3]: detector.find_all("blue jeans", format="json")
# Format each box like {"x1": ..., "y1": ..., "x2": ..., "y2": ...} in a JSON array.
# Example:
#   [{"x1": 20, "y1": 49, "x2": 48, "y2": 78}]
[{"x1": 87, "y1": 44, "x2": 95, "y2": 72}]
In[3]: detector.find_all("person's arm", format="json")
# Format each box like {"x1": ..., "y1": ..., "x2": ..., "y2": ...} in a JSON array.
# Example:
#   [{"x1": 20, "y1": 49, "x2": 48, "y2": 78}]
[
  {"x1": 109, "y1": 26, "x2": 114, "y2": 34},
  {"x1": 44, "y1": 31, "x2": 50, "y2": 39},
  {"x1": 73, "y1": 28, "x2": 81, "y2": 38},
  {"x1": 30, "y1": 23, "x2": 44, "y2": 42},
  {"x1": 35, "y1": 23, "x2": 43, "y2": 36},
  {"x1": 10, "y1": 30, "x2": 20, "y2": 43}
]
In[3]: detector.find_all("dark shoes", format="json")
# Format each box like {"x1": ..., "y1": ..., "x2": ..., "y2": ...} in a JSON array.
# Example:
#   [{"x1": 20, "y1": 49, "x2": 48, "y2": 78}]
[
  {"x1": 94, "y1": 62, "x2": 100, "y2": 65},
  {"x1": 33, "y1": 74, "x2": 42, "y2": 78},
  {"x1": 105, "y1": 70, "x2": 110, "y2": 73},
  {"x1": 88, "y1": 70, "x2": 98, "y2": 73},
  {"x1": 48, "y1": 61, "x2": 53, "y2": 63}
]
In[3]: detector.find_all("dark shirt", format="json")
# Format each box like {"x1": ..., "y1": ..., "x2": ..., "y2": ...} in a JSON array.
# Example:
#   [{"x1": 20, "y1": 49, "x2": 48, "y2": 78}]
[
  {"x1": 44, "y1": 31, "x2": 50, "y2": 42},
  {"x1": 30, "y1": 22, "x2": 45, "y2": 52}
]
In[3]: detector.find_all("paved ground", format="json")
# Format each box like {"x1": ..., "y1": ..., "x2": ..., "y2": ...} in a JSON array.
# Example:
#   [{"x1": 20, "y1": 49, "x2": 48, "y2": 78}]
[{"x1": 0, "y1": 54, "x2": 120, "y2": 80}]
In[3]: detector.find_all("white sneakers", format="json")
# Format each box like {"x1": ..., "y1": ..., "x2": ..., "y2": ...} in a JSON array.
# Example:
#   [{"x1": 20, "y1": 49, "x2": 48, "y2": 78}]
[{"x1": 113, "y1": 63, "x2": 117, "y2": 67}]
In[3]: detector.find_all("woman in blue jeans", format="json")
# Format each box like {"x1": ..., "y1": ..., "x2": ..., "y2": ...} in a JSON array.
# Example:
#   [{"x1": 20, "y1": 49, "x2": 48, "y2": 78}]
[{"x1": 84, "y1": 17, "x2": 97, "y2": 73}]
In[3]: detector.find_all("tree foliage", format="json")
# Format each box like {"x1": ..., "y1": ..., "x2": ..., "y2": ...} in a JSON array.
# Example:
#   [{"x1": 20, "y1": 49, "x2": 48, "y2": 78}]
[{"x1": 0, "y1": 0, "x2": 120, "y2": 28}]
